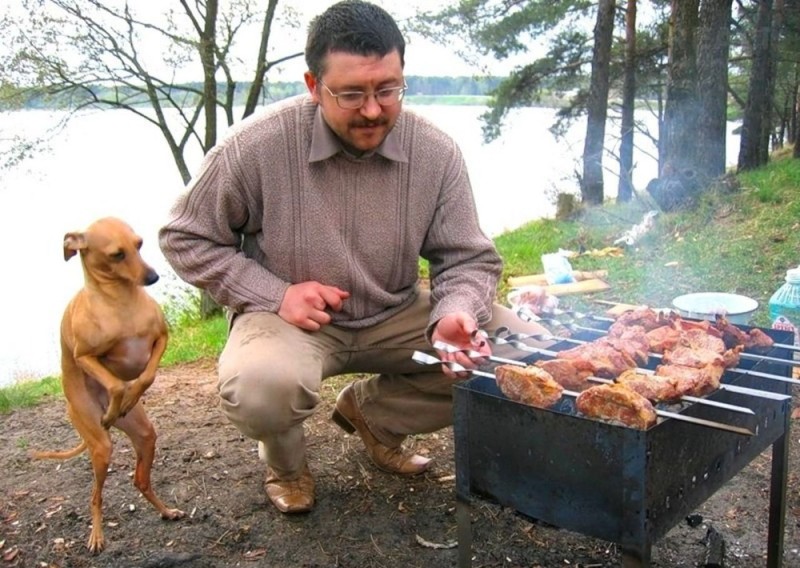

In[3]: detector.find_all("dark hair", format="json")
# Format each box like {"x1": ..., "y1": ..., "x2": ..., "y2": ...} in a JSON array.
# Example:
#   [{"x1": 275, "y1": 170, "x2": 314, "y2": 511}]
[{"x1": 305, "y1": 0, "x2": 405, "y2": 77}]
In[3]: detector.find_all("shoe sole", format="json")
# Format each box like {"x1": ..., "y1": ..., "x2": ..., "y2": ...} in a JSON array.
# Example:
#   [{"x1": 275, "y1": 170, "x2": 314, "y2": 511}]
[{"x1": 331, "y1": 408, "x2": 356, "y2": 434}]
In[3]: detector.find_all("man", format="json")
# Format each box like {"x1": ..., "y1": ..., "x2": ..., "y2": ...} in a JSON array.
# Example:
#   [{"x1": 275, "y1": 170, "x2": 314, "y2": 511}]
[{"x1": 159, "y1": 0, "x2": 549, "y2": 514}]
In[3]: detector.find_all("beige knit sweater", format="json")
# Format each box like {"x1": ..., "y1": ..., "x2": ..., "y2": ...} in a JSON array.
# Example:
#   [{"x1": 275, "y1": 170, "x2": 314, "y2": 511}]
[{"x1": 159, "y1": 95, "x2": 502, "y2": 331}]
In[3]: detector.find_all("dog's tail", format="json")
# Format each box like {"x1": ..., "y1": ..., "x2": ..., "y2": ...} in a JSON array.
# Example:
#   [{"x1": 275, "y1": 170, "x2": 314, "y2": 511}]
[{"x1": 30, "y1": 440, "x2": 88, "y2": 460}]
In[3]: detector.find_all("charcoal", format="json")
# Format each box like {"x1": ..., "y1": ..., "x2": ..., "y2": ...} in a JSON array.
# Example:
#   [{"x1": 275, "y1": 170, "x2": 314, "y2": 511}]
[{"x1": 702, "y1": 525, "x2": 726, "y2": 567}]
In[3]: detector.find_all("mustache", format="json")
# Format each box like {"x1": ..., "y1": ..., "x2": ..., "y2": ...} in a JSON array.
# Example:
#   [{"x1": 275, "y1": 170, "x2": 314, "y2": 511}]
[{"x1": 349, "y1": 117, "x2": 388, "y2": 128}]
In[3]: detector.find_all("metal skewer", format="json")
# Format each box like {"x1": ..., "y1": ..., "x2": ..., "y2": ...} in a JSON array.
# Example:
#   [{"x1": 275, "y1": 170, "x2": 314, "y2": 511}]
[
  {"x1": 484, "y1": 335, "x2": 791, "y2": 401},
  {"x1": 412, "y1": 351, "x2": 754, "y2": 436},
  {"x1": 500, "y1": 330, "x2": 800, "y2": 386},
  {"x1": 433, "y1": 341, "x2": 755, "y2": 416}
]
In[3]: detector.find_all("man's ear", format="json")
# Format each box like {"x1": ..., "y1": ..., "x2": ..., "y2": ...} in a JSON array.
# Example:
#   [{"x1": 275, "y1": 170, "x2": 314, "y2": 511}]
[
  {"x1": 63, "y1": 232, "x2": 87, "y2": 261},
  {"x1": 304, "y1": 71, "x2": 321, "y2": 103}
]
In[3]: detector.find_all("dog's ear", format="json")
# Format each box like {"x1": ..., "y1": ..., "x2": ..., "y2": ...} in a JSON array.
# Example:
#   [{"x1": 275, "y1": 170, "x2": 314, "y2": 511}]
[{"x1": 63, "y1": 232, "x2": 87, "y2": 261}]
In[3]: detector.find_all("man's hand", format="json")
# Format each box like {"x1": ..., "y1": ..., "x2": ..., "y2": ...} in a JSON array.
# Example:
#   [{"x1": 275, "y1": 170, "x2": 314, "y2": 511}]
[
  {"x1": 431, "y1": 312, "x2": 490, "y2": 379},
  {"x1": 278, "y1": 282, "x2": 350, "y2": 331}
]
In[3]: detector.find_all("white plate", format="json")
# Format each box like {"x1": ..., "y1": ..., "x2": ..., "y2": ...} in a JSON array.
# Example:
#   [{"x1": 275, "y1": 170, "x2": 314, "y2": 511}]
[{"x1": 671, "y1": 292, "x2": 758, "y2": 324}]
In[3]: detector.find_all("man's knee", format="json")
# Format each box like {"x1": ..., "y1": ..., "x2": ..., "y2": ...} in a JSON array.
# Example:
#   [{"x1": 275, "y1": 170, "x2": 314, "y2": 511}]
[{"x1": 218, "y1": 356, "x2": 321, "y2": 438}]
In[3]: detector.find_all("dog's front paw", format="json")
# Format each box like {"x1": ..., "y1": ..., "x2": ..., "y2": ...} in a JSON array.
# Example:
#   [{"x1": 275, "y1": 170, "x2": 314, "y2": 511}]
[
  {"x1": 119, "y1": 384, "x2": 145, "y2": 416},
  {"x1": 162, "y1": 508, "x2": 185, "y2": 521},
  {"x1": 100, "y1": 410, "x2": 119, "y2": 429}
]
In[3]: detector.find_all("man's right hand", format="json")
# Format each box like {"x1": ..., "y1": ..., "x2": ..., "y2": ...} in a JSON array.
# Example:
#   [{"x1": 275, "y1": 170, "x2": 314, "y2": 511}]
[{"x1": 278, "y1": 282, "x2": 350, "y2": 331}]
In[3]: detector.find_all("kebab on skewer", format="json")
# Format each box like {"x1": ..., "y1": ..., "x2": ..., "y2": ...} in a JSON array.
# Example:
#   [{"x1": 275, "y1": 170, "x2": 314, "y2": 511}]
[
  {"x1": 487, "y1": 310, "x2": 768, "y2": 416},
  {"x1": 575, "y1": 382, "x2": 658, "y2": 430},
  {"x1": 552, "y1": 321, "x2": 745, "y2": 401},
  {"x1": 432, "y1": 307, "x2": 782, "y2": 429},
  {"x1": 414, "y1": 350, "x2": 754, "y2": 435},
  {"x1": 534, "y1": 306, "x2": 786, "y2": 391},
  {"x1": 495, "y1": 364, "x2": 564, "y2": 408},
  {"x1": 444, "y1": 326, "x2": 756, "y2": 409},
  {"x1": 608, "y1": 307, "x2": 774, "y2": 352},
  {"x1": 494, "y1": 363, "x2": 658, "y2": 430}
]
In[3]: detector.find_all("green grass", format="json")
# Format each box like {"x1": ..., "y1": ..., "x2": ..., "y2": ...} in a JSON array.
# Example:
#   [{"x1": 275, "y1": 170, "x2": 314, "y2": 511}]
[
  {"x1": 0, "y1": 375, "x2": 62, "y2": 414},
  {"x1": 161, "y1": 315, "x2": 228, "y2": 366},
  {"x1": 0, "y1": 314, "x2": 228, "y2": 414},
  {"x1": 4, "y1": 152, "x2": 800, "y2": 412},
  {"x1": 493, "y1": 155, "x2": 800, "y2": 328}
]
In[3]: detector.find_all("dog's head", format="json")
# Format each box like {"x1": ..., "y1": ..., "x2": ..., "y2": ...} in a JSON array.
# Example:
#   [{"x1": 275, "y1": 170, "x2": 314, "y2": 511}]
[{"x1": 64, "y1": 217, "x2": 159, "y2": 287}]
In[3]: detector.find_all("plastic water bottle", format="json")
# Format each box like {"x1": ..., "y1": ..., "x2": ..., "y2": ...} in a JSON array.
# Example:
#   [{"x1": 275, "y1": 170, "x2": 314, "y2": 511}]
[{"x1": 769, "y1": 266, "x2": 800, "y2": 357}]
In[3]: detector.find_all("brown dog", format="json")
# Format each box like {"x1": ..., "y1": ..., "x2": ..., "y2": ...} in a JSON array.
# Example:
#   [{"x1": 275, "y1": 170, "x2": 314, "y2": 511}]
[{"x1": 32, "y1": 217, "x2": 184, "y2": 552}]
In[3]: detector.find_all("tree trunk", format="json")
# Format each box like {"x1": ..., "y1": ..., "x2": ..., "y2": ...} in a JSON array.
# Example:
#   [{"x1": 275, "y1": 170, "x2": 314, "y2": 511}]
[
  {"x1": 695, "y1": 0, "x2": 733, "y2": 181},
  {"x1": 581, "y1": 0, "x2": 616, "y2": 205},
  {"x1": 650, "y1": 0, "x2": 701, "y2": 212},
  {"x1": 201, "y1": 0, "x2": 218, "y2": 153},
  {"x1": 738, "y1": 0, "x2": 775, "y2": 171},
  {"x1": 243, "y1": 0, "x2": 280, "y2": 119},
  {"x1": 617, "y1": 0, "x2": 637, "y2": 203}
]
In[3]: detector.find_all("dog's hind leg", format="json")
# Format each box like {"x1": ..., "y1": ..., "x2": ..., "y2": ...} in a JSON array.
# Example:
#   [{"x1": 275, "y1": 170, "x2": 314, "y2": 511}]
[
  {"x1": 64, "y1": 390, "x2": 114, "y2": 553},
  {"x1": 115, "y1": 405, "x2": 185, "y2": 521},
  {"x1": 86, "y1": 436, "x2": 112, "y2": 553}
]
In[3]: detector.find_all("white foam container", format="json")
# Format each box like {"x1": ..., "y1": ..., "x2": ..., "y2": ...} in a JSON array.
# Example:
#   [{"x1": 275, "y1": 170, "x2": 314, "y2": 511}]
[{"x1": 671, "y1": 292, "x2": 758, "y2": 325}]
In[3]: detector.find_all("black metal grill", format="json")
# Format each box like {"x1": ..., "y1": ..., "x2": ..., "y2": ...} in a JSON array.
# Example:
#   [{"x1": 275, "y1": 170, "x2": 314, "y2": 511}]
[{"x1": 453, "y1": 325, "x2": 793, "y2": 567}]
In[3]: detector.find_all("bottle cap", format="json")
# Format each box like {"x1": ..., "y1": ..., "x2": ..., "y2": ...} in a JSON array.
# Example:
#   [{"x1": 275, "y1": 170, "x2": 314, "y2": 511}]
[{"x1": 786, "y1": 267, "x2": 800, "y2": 284}]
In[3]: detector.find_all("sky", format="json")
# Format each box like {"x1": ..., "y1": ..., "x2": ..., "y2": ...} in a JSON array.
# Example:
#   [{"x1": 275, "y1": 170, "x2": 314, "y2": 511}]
[
  {"x1": 251, "y1": 0, "x2": 516, "y2": 80},
  {"x1": 0, "y1": 0, "x2": 523, "y2": 84}
]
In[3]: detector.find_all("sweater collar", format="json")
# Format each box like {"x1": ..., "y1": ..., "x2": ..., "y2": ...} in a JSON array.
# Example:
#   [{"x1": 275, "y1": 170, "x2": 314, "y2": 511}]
[{"x1": 308, "y1": 106, "x2": 408, "y2": 163}]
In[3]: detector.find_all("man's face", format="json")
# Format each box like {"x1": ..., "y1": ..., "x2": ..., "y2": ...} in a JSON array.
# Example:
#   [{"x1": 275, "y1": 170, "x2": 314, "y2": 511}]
[{"x1": 305, "y1": 49, "x2": 404, "y2": 154}]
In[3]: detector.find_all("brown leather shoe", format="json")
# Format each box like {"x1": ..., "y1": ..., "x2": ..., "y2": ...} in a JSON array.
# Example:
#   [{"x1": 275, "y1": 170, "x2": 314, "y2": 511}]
[
  {"x1": 264, "y1": 464, "x2": 315, "y2": 514},
  {"x1": 332, "y1": 384, "x2": 432, "y2": 475}
]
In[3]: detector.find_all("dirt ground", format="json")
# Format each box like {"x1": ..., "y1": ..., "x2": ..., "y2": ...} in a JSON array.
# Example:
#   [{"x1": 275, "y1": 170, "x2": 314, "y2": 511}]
[{"x1": 2, "y1": 358, "x2": 800, "y2": 568}]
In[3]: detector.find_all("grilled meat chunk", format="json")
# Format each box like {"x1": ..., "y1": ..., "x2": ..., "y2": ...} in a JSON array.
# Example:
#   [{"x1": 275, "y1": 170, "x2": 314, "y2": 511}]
[
  {"x1": 654, "y1": 363, "x2": 724, "y2": 397},
  {"x1": 645, "y1": 325, "x2": 682, "y2": 354},
  {"x1": 662, "y1": 345, "x2": 731, "y2": 372},
  {"x1": 678, "y1": 329, "x2": 726, "y2": 353},
  {"x1": 534, "y1": 359, "x2": 593, "y2": 391},
  {"x1": 576, "y1": 383, "x2": 658, "y2": 430},
  {"x1": 556, "y1": 341, "x2": 636, "y2": 378},
  {"x1": 662, "y1": 345, "x2": 723, "y2": 368},
  {"x1": 743, "y1": 327, "x2": 776, "y2": 351},
  {"x1": 611, "y1": 307, "x2": 676, "y2": 332},
  {"x1": 598, "y1": 325, "x2": 650, "y2": 365},
  {"x1": 495, "y1": 364, "x2": 564, "y2": 409},
  {"x1": 675, "y1": 318, "x2": 723, "y2": 336},
  {"x1": 615, "y1": 369, "x2": 684, "y2": 403},
  {"x1": 714, "y1": 314, "x2": 775, "y2": 351}
]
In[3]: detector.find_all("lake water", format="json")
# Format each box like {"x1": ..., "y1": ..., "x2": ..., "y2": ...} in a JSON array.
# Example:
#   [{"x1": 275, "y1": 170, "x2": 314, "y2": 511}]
[{"x1": 0, "y1": 105, "x2": 741, "y2": 385}]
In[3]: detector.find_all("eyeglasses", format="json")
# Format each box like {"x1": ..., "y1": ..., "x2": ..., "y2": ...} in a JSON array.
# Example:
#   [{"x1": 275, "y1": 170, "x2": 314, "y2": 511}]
[{"x1": 319, "y1": 80, "x2": 408, "y2": 110}]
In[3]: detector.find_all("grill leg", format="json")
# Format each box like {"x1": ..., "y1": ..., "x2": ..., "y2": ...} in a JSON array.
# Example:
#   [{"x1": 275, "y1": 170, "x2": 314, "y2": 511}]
[
  {"x1": 767, "y1": 426, "x2": 789, "y2": 567},
  {"x1": 456, "y1": 496, "x2": 472, "y2": 568},
  {"x1": 621, "y1": 548, "x2": 649, "y2": 568}
]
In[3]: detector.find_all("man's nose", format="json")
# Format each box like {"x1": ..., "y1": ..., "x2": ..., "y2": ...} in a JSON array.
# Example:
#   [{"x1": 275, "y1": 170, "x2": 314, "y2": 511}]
[{"x1": 359, "y1": 94, "x2": 383, "y2": 119}]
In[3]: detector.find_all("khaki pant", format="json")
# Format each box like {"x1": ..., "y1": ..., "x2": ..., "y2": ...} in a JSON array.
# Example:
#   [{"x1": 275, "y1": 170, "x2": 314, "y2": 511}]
[{"x1": 218, "y1": 290, "x2": 547, "y2": 476}]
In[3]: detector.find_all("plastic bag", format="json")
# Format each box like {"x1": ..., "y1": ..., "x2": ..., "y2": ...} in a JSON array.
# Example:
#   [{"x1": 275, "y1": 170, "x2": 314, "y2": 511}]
[{"x1": 541, "y1": 252, "x2": 575, "y2": 285}]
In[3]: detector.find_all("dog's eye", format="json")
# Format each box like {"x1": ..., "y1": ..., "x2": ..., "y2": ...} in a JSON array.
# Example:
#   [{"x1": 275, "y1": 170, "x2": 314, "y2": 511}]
[{"x1": 111, "y1": 251, "x2": 126, "y2": 262}]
